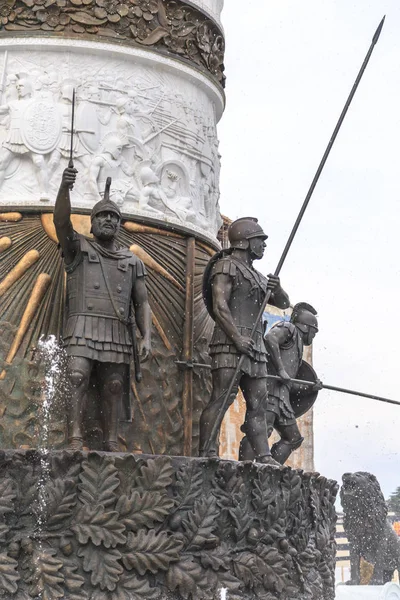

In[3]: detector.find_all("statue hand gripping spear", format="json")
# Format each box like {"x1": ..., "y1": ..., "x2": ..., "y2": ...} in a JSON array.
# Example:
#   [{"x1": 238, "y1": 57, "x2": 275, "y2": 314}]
[{"x1": 201, "y1": 16, "x2": 386, "y2": 457}]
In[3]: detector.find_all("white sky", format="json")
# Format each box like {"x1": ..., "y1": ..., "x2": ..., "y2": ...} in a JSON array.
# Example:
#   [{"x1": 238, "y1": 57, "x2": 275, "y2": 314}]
[{"x1": 218, "y1": 0, "x2": 400, "y2": 499}]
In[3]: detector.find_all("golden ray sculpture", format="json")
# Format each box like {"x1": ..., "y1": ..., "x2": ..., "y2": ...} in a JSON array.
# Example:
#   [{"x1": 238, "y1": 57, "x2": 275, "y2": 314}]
[
  {"x1": 0, "y1": 250, "x2": 40, "y2": 298},
  {"x1": 0, "y1": 273, "x2": 52, "y2": 379},
  {"x1": 0, "y1": 213, "x2": 22, "y2": 223},
  {"x1": 129, "y1": 244, "x2": 184, "y2": 293},
  {"x1": 0, "y1": 237, "x2": 11, "y2": 253}
]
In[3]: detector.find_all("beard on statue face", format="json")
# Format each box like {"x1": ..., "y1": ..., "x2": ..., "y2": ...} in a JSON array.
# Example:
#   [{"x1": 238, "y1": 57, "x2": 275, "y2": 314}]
[{"x1": 91, "y1": 214, "x2": 120, "y2": 240}]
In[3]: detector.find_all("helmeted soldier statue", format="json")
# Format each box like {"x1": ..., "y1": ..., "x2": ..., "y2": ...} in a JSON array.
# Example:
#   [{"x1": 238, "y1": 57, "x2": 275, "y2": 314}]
[
  {"x1": 199, "y1": 217, "x2": 290, "y2": 464},
  {"x1": 54, "y1": 167, "x2": 152, "y2": 451},
  {"x1": 240, "y1": 302, "x2": 322, "y2": 464}
]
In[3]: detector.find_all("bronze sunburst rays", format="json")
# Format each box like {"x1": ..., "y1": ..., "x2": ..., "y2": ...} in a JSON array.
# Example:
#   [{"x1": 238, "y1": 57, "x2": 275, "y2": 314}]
[
  {"x1": 0, "y1": 215, "x2": 64, "y2": 365},
  {"x1": 0, "y1": 212, "x2": 215, "y2": 454}
]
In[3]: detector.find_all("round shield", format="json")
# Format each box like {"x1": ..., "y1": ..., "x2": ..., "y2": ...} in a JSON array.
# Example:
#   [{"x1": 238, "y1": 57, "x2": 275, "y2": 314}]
[
  {"x1": 290, "y1": 360, "x2": 319, "y2": 418},
  {"x1": 21, "y1": 98, "x2": 62, "y2": 154},
  {"x1": 202, "y1": 250, "x2": 227, "y2": 320},
  {"x1": 76, "y1": 101, "x2": 100, "y2": 153}
]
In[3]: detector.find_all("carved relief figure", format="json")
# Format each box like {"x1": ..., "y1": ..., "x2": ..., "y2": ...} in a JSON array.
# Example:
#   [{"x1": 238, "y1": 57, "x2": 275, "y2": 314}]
[
  {"x1": 139, "y1": 164, "x2": 196, "y2": 223},
  {"x1": 115, "y1": 96, "x2": 143, "y2": 144},
  {"x1": 54, "y1": 167, "x2": 152, "y2": 451},
  {"x1": 199, "y1": 217, "x2": 290, "y2": 463},
  {"x1": 88, "y1": 132, "x2": 137, "y2": 206},
  {"x1": 0, "y1": 75, "x2": 51, "y2": 198},
  {"x1": 4, "y1": 74, "x2": 18, "y2": 102},
  {"x1": 0, "y1": 52, "x2": 223, "y2": 235}
]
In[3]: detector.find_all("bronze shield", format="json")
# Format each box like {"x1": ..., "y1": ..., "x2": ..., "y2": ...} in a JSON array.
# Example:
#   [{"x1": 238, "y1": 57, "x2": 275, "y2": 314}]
[
  {"x1": 202, "y1": 250, "x2": 226, "y2": 321},
  {"x1": 290, "y1": 360, "x2": 319, "y2": 418}
]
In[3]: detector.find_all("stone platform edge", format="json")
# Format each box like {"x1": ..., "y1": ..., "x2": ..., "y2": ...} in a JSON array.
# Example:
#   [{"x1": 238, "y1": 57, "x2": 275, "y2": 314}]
[{"x1": 0, "y1": 450, "x2": 338, "y2": 599}]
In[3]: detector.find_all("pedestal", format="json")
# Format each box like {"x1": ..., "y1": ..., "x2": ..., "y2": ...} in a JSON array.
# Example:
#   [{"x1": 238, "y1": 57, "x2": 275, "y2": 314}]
[
  {"x1": 336, "y1": 583, "x2": 400, "y2": 599},
  {"x1": 0, "y1": 450, "x2": 338, "y2": 599}
]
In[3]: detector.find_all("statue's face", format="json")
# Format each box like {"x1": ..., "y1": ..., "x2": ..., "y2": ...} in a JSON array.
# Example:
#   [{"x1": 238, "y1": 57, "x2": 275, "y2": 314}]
[
  {"x1": 303, "y1": 325, "x2": 318, "y2": 346},
  {"x1": 16, "y1": 79, "x2": 31, "y2": 98},
  {"x1": 91, "y1": 211, "x2": 121, "y2": 241},
  {"x1": 249, "y1": 236, "x2": 266, "y2": 260},
  {"x1": 107, "y1": 141, "x2": 123, "y2": 160},
  {"x1": 62, "y1": 84, "x2": 74, "y2": 102},
  {"x1": 296, "y1": 312, "x2": 319, "y2": 346}
]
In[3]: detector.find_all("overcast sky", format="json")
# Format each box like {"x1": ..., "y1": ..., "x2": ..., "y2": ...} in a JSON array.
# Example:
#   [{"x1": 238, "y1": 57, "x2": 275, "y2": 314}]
[{"x1": 218, "y1": 0, "x2": 400, "y2": 500}]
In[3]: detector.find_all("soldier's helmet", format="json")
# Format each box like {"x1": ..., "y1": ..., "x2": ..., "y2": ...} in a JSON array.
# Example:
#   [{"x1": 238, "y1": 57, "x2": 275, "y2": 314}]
[
  {"x1": 91, "y1": 177, "x2": 121, "y2": 222},
  {"x1": 90, "y1": 177, "x2": 122, "y2": 221},
  {"x1": 140, "y1": 166, "x2": 160, "y2": 186},
  {"x1": 291, "y1": 302, "x2": 318, "y2": 333},
  {"x1": 228, "y1": 217, "x2": 268, "y2": 250},
  {"x1": 91, "y1": 198, "x2": 121, "y2": 221}
]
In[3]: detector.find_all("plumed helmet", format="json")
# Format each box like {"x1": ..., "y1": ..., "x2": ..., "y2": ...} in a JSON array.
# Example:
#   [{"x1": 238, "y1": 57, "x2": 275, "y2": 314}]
[
  {"x1": 115, "y1": 96, "x2": 129, "y2": 111},
  {"x1": 91, "y1": 177, "x2": 121, "y2": 221},
  {"x1": 228, "y1": 217, "x2": 268, "y2": 249},
  {"x1": 91, "y1": 198, "x2": 121, "y2": 221},
  {"x1": 291, "y1": 302, "x2": 318, "y2": 332}
]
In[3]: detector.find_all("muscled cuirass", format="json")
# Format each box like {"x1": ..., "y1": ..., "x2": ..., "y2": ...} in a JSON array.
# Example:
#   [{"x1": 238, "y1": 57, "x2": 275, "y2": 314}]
[
  {"x1": 210, "y1": 256, "x2": 268, "y2": 356},
  {"x1": 277, "y1": 323, "x2": 303, "y2": 375},
  {"x1": 228, "y1": 258, "x2": 267, "y2": 330},
  {"x1": 267, "y1": 321, "x2": 304, "y2": 398},
  {"x1": 66, "y1": 237, "x2": 137, "y2": 323}
]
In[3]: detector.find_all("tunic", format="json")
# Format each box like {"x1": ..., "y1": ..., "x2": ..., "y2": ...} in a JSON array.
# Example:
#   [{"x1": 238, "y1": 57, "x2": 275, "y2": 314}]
[{"x1": 62, "y1": 233, "x2": 146, "y2": 364}]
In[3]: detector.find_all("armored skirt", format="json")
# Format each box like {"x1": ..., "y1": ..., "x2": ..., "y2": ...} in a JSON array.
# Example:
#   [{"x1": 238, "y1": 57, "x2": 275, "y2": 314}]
[{"x1": 64, "y1": 315, "x2": 132, "y2": 364}]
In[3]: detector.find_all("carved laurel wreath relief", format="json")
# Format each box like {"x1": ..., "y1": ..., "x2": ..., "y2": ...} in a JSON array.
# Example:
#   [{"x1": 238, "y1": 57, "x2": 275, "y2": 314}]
[{"x1": 0, "y1": 451, "x2": 338, "y2": 599}]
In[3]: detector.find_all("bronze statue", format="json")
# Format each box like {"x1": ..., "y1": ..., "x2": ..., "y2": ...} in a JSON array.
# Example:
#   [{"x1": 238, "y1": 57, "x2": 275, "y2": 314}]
[
  {"x1": 341, "y1": 471, "x2": 400, "y2": 585},
  {"x1": 240, "y1": 302, "x2": 321, "y2": 465},
  {"x1": 54, "y1": 167, "x2": 152, "y2": 451},
  {"x1": 199, "y1": 217, "x2": 290, "y2": 464}
]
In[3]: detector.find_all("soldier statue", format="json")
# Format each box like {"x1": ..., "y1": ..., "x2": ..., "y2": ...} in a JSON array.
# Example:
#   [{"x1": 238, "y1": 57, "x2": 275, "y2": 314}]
[
  {"x1": 240, "y1": 302, "x2": 322, "y2": 464},
  {"x1": 199, "y1": 217, "x2": 290, "y2": 464},
  {"x1": 54, "y1": 166, "x2": 152, "y2": 451}
]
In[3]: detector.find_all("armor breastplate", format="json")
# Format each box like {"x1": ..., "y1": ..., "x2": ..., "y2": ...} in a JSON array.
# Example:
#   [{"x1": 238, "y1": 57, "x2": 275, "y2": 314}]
[
  {"x1": 268, "y1": 322, "x2": 304, "y2": 378},
  {"x1": 66, "y1": 238, "x2": 134, "y2": 322},
  {"x1": 228, "y1": 259, "x2": 267, "y2": 332}
]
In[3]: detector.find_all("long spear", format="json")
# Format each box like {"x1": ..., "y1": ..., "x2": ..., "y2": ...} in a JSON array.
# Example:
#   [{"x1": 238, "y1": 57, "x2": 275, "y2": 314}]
[
  {"x1": 175, "y1": 360, "x2": 400, "y2": 406},
  {"x1": 266, "y1": 374, "x2": 400, "y2": 408},
  {"x1": 202, "y1": 16, "x2": 386, "y2": 455}
]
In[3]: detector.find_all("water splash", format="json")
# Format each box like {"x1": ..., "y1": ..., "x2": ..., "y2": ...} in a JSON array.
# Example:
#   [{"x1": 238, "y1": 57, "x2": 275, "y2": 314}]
[
  {"x1": 220, "y1": 589, "x2": 227, "y2": 600},
  {"x1": 35, "y1": 335, "x2": 65, "y2": 541}
]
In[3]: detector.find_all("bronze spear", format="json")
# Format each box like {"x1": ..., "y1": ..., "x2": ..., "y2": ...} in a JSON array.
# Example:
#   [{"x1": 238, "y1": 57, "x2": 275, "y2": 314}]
[
  {"x1": 176, "y1": 361, "x2": 400, "y2": 406},
  {"x1": 266, "y1": 374, "x2": 400, "y2": 408},
  {"x1": 202, "y1": 16, "x2": 386, "y2": 455}
]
